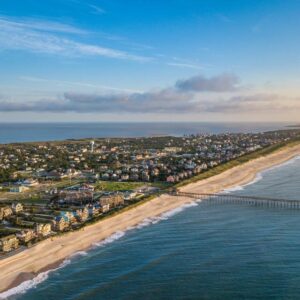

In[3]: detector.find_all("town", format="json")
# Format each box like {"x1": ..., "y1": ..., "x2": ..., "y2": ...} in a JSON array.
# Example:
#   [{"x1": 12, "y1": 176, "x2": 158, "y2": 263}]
[{"x1": 0, "y1": 129, "x2": 299, "y2": 254}]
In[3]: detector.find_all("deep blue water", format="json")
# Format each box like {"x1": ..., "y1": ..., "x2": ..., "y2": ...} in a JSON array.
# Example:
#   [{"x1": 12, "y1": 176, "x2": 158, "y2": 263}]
[
  {"x1": 2, "y1": 157, "x2": 300, "y2": 299},
  {"x1": 0, "y1": 122, "x2": 289, "y2": 144}
]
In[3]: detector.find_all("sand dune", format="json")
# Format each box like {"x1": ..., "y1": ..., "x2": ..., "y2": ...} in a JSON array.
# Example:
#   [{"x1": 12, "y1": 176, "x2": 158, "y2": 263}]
[{"x1": 1, "y1": 143, "x2": 300, "y2": 294}]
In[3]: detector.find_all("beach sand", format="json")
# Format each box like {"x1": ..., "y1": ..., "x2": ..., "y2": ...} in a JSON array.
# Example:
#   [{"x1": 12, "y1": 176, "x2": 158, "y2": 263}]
[{"x1": 1, "y1": 143, "x2": 300, "y2": 294}]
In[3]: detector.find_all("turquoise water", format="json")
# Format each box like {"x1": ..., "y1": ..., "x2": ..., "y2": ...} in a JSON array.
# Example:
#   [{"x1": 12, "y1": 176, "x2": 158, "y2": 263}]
[{"x1": 3, "y1": 157, "x2": 300, "y2": 300}]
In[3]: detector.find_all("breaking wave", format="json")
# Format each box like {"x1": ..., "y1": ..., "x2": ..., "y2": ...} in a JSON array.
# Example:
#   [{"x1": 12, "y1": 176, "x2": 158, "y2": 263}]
[
  {"x1": 1, "y1": 199, "x2": 200, "y2": 299},
  {"x1": 93, "y1": 231, "x2": 126, "y2": 247},
  {"x1": 223, "y1": 155, "x2": 300, "y2": 194},
  {"x1": 0, "y1": 259, "x2": 71, "y2": 299}
]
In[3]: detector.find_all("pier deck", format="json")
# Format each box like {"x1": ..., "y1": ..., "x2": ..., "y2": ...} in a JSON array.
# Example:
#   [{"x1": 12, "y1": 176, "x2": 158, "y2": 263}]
[{"x1": 170, "y1": 191, "x2": 300, "y2": 209}]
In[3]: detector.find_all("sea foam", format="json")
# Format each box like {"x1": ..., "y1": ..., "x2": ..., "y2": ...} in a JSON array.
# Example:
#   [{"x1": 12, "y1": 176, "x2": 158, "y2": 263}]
[
  {"x1": 93, "y1": 231, "x2": 126, "y2": 247},
  {"x1": 1, "y1": 199, "x2": 201, "y2": 298},
  {"x1": 222, "y1": 155, "x2": 300, "y2": 194},
  {"x1": 0, "y1": 259, "x2": 71, "y2": 299}
]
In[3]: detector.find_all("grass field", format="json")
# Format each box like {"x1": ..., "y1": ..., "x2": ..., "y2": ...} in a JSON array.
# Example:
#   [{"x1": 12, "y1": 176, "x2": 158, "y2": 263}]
[{"x1": 94, "y1": 181, "x2": 171, "y2": 192}]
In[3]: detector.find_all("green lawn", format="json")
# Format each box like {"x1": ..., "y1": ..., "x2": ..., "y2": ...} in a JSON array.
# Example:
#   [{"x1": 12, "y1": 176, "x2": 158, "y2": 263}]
[
  {"x1": 95, "y1": 181, "x2": 171, "y2": 192},
  {"x1": 95, "y1": 181, "x2": 146, "y2": 191}
]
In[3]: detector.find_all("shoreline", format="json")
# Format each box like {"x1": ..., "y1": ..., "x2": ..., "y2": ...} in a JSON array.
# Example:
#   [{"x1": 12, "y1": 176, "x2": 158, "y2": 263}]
[{"x1": 1, "y1": 143, "x2": 300, "y2": 296}]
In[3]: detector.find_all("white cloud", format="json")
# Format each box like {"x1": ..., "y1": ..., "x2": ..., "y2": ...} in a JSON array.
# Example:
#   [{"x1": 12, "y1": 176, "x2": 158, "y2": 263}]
[
  {"x1": 0, "y1": 16, "x2": 88, "y2": 34},
  {"x1": 0, "y1": 16, "x2": 150, "y2": 61},
  {"x1": 1, "y1": 73, "x2": 298, "y2": 115},
  {"x1": 166, "y1": 62, "x2": 204, "y2": 70}
]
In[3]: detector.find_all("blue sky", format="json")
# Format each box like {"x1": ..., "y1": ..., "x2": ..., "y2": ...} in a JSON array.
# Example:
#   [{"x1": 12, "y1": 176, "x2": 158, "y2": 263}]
[{"x1": 0, "y1": 0, "x2": 299, "y2": 122}]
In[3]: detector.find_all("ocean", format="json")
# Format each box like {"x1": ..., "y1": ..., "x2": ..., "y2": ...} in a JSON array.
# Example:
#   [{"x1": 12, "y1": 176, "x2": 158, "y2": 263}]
[
  {"x1": 2, "y1": 155, "x2": 300, "y2": 299},
  {"x1": 0, "y1": 122, "x2": 289, "y2": 144}
]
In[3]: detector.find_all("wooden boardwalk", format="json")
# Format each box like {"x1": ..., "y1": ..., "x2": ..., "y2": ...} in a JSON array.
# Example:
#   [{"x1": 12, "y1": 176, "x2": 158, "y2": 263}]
[{"x1": 170, "y1": 191, "x2": 300, "y2": 209}]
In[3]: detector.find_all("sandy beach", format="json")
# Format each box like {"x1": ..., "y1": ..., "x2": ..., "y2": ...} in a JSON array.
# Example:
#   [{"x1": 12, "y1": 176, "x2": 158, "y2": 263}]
[{"x1": 1, "y1": 143, "x2": 300, "y2": 295}]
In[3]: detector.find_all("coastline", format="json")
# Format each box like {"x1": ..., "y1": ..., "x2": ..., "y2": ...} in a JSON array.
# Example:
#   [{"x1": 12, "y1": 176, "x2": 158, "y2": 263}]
[{"x1": 1, "y1": 143, "x2": 300, "y2": 296}]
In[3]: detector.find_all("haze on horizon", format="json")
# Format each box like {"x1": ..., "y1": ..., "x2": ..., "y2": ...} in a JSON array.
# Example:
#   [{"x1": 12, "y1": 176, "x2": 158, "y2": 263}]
[{"x1": 0, "y1": 0, "x2": 299, "y2": 123}]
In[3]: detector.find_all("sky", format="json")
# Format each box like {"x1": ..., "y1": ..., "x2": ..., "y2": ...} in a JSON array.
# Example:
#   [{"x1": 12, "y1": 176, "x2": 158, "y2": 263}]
[{"x1": 0, "y1": 0, "x2": 300, "y2": 122}]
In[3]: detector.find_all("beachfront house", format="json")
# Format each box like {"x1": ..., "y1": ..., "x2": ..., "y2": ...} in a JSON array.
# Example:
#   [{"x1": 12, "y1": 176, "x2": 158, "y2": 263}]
[
  {"x1": 35, "y1": 223, "x2": 52, "y2": 237},
  {"x1": 100, "y1": 204, "x2": 110, "y2": 213},
  {"x1": 53, "y1": 216, "x2": 69, "y2": 231},
  {"x1": 0, "y1": 235, "x2": 19, "y2": 252},
  {"x1": 88, "y1": 204, "x2": 101, "y2": 217},
  {"x1": 75, "y1": 207, "x2": 89, "y2": 223},
  {"x1": 16, "y1": 229, "x2": 36, "y2": 243}
]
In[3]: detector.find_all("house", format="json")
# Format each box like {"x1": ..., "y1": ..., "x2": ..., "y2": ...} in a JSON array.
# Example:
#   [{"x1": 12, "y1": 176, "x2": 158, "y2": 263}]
[
  {"x1": 78, "y1": 184, "x2": 95, "y2": 192},
  {"x1": 124, "y1": 191, "x2": 137, "y2": 201},
  {"x1": 47, "y1": 170, "x2": 68, "y2": 180},
  {"x1": 11, "y1": 203, "x2": 23, "y2": 214},
  {"x1": 0, "y1": 206, "x2": 13, "y2": 220},
  {"x1": 23, "y1": 178, "x2": 39, "y2": 187},
  {"x1": 75, "y1": 207, "x2": 89, "y2": 222},
  {"x1": 35, "y1": 223, "x2": 52, "y2": 236},
  {"x1": 16, "y1": 229, "x2": 36, "y2": 243},
  {"x1": 53, "y1": 216, "x2": 69, "y2": 231},
  {"x1": 121, "y1": 174, "x2": 129, "y2": 181},
  {"x1": 58, "y1": 191, "x2": 93, "y2": 205},
  {"x1": 58, "y1": 211, "x2": 76, "y2": 223},
  {"x1": 99, "y1": 194, "x2": 124, "y2": 208},
  {"x1": 88, "y1": 205, "x2": 100, "y2": 217},
  {"x1": 166, "y1": 175, "x2": 175, "y2": 183},
  {"x1": 100, "y1": 204, "x2": 110, "y2": 213},
  {"x1": 0, "y1": 235, "x2": 19, "y2": 252},
  {"x1": 10, "y1": 185, "x2": 29, "y2": 193}
]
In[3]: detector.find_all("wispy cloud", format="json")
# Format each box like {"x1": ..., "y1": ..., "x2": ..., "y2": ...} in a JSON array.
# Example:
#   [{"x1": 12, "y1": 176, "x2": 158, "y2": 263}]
[
  {"x1": 0, "y1": 16, "x2": 88, "y2": 34},
  {"x1": 19, "y1": 76, "x2": 142, "y2": 93},
  {"x1": 166, "y1": 62, "x2": 204, "y2": 70},
  {"x1": 89, "y1": 4, "x2": 106, "y2": 15},
  {"x1": 0, "y1": 16, "x2": 150, "y2": 61}
]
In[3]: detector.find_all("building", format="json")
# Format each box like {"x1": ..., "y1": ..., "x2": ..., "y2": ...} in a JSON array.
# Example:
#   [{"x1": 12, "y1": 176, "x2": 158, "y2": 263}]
[
  {"x1": 0, "y1": 206, "x2": 13, "y2": 220},
  {"x1": 35, "y1": 223, "x2": 52, "y2": 237},
  {"x1": 100, "y1": 204, "x2": 110, "y2": 213},
  {"x1": 88, "y1": 204, "x2": 101, "y2": 217},
  {"x1": 11, "y1": 203, "x2": 24, "y2": 214},
  {"x1": 23, "y1": 178, "x2": 39, "y2": 187},
  {"x1": 75, "y1": 207, "x2": 89, "y2": 222},
  {"x1": 16, "y1": 229, "x2": 36, "y2": 243},
  {"x1": 10, "y1": 185, "x2": 29, "y2": 193},
  {"x1": 0, "y1": 235, "x2": 19, "y2": 252},
  {"x1": 52, "y1": 216, "x2": 69, "y2": 231},
  {"x1": 99, "y1": 194, "x2": 124, "y2": 208}
]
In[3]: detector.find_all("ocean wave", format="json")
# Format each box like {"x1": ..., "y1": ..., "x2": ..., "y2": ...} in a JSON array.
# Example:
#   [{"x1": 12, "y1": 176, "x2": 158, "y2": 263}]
[
  {"x1": 262, "y1": 154, "x2": 300, "y2": 172},
  {"x1": 161, "y1": 202, "x2": 198, "y2": 218},
  {"x1": 0, "y1": 259, "x2": 71, "y2": 299},
  {"x1": 1, "y1": 199, "x2": 201, "y2": 298},
  {"x1": 70, "y1": 251, "x2": 88, "y2": 258},
  {"x1": 93, "y1": 231, "x2": 126, "y2": 247},
  {"x1": 129, "y1": 202, "x2": 199, "y2": 230},
  {"x1": 222, "y1": 155, "x2": 300, "y2": 194}
]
